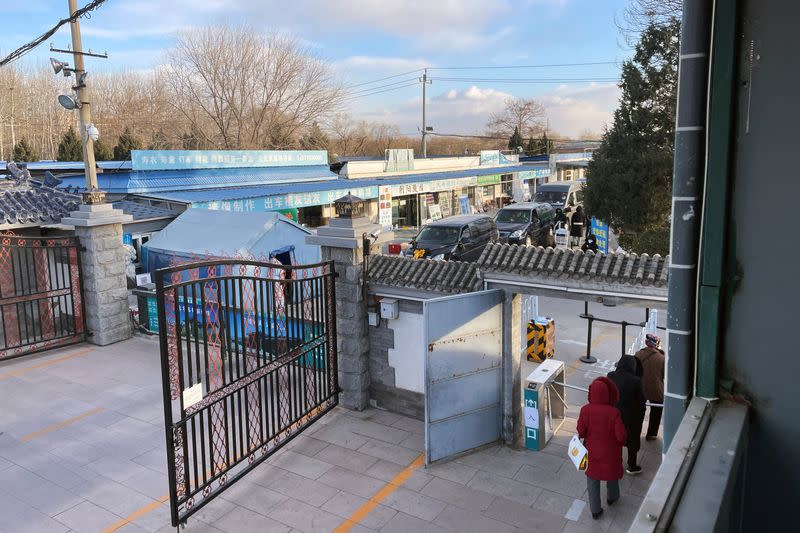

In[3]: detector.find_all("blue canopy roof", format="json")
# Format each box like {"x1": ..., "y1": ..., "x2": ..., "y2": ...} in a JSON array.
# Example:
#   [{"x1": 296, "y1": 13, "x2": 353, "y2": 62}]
[
  {"x1": 133, "y1": 164, "x2": 531, "y2": 203},
  {"x1": 56, "y1": 164, "x2": 337, "y2": 194}
]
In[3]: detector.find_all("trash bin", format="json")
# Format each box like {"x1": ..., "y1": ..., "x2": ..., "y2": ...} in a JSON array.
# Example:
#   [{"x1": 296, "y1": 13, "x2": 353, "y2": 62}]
[
  {"x1": 524, "y1": 359, "x2": 566, "y2": 451},
  {"x1": 132, "y1": 283, "x2": 159, "y2": 333},
  {"x1": 526, "y1": 317, "x2": 555, "y2": 362}
]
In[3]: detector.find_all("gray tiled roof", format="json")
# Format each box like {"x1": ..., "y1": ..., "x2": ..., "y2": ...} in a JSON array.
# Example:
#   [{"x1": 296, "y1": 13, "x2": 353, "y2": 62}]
[
  {"x1": 0, "y1": 164, "x2": 81, "y2": 228},
  {"x1": 477, "y1": 243, "x2": 669, "y2": 287},
  {"x1": 367, "y1": 255, "x2": 482, "y2": 294},
  {"x1": 112, "y1": 200, "x2": 179, "y2": 222}
]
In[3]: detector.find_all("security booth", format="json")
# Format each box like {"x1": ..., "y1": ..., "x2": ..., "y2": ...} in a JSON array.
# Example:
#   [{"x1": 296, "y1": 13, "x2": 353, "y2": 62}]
[{"x1": 524, "y1": 359, "x2": 566, "y2": 451}]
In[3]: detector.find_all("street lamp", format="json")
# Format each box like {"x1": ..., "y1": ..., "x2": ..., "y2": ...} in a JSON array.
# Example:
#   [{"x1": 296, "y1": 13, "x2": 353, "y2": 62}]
[{"x1": 57, "y1": 94, "x2": 80, "y2": 110}]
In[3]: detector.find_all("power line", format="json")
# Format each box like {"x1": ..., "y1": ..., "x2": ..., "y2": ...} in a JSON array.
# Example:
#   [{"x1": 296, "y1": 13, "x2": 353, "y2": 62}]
[
  {"x1": 0, "y1": 0, "x2": 109, "y2": 67},
  {"x1": 342, "y1": 82, "x2": 419, "y2": 101},
  {"x1": 430, "y1": 61, "x2": 620, "y2": 70},
  {"x1": 347, "y1": 77, "x2": 420, "y2": 96},
  {"x1": 341, "y1": 60, "x2": 619, "y2": 91},
  {"x1": 343, "y1": 68, "x2": 425, "y2": 90},
  {"x1": 429, "y1": 77, "x2": 619, "y2": 84}
]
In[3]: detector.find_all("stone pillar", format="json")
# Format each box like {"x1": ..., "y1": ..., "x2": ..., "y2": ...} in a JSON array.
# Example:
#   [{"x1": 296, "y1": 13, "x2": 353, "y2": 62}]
[
  {"x1": 502, "y1": 291, "x2": 524, "y2": 447},
  {"x1": 307, "y1": 214, "x2": 393, "y2": 410},
  {"x1": 62, "y1": 204, "x2": 134, "y2": 346}
]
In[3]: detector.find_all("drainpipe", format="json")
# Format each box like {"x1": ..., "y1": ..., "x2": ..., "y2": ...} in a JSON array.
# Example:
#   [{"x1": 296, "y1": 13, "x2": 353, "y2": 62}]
[{"x1": 664, "y1": 0, "x2": 713, "y2": 450}]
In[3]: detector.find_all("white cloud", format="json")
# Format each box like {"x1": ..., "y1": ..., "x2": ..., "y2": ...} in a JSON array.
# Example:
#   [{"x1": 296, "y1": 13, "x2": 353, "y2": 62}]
[
  {"x1": 538, "y1": 82, "x2": 619, "y2": 136},
  {"x1": 349, "y1": 82, "x2": 621, "y2": 138},
  {"x1": 351, "y1": 85, "x2": 513, "y2": 134},
  {"x1": 339, "y1": 56, "x2": 431, "y2": 72}
]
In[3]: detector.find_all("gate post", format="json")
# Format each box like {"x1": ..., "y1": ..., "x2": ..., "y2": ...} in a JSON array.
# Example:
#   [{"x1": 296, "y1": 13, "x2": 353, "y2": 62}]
[
  {"x1": 62, "y1": 203, "x2": 134, "y2": 346},
  {"x1": 502, "y1": 290, "x2": 524, "y2": 447},
  {"x1": 307, "y1": 196, "x2": 393, "y2": 410}
]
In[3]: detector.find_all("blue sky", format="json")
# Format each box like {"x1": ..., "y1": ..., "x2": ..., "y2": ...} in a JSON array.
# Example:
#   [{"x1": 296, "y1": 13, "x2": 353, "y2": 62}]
[{"x1": 2, "y1": 0, "x2": 632, "y2": 137}]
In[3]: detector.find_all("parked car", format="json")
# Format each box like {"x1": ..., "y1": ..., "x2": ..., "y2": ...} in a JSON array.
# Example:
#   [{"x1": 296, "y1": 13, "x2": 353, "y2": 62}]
[
  {"x1": 404, "y1": 215, "x2": 498, "y2": 262},
  {"x1": 534, "y1": 180, "x2": 584, "y2": 210},
  {"x1": 494, "y1": 202, "x2": 555, "y2": 246}
]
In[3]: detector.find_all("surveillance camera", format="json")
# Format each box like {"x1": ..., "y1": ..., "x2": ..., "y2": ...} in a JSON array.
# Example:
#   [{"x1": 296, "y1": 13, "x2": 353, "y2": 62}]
[
  {"x1": 86, "y1": 123, "x2": 100, "y2": 142},
  {"x1": 369, "y1": 229, "x2": 382, "y2": 240}
]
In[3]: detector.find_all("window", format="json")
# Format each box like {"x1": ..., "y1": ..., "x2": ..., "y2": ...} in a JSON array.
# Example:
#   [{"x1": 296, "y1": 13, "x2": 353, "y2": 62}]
[
  {"x1": 496, "y1": 209, "x2": 531, "y2": 224},
  {"x1": 576, "y1": 189, "x2": 585, "y2": 204},
  {"x1": 416, "y1": 226, "x2": 460, "y2": 244},
  {"x1": 461, "y1": 227, "x2": 471, "y2": 240}
]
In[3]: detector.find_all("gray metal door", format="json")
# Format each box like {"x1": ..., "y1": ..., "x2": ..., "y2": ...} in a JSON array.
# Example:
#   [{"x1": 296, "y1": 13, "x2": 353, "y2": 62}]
[{"x1": 423, "y1": 289, "x2": 503, "y2": 464}]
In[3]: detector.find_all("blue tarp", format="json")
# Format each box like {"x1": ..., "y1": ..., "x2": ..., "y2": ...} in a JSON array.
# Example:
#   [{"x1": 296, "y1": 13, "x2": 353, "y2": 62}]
[{"x1": 143, "y1": 209, "x2": 320, "y2": 272}]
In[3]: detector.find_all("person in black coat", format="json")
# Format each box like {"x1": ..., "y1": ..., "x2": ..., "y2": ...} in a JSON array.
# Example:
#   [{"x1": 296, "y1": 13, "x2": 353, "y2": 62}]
[
  {"x1": 570, "y1": 206, "x2": 586, "y2": 247},
  {"x1": 554, "y1": 208, "x2": 569, "y2": 230},
  {"x1": 607, "y1": 354, "x2": 647, "y2": 474},
  {"x1": 581, "y1": 232, "x2": 599, "y2": 253}
]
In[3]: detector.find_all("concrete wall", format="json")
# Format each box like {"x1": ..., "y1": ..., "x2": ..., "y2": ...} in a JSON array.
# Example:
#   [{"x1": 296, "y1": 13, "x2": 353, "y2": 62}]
[
  {"x1": 368, "y1": 298, "x2": 425, "y2": 419},
  {"x1": 721, "y1": 0, "x2": 800, "y2": 526}
]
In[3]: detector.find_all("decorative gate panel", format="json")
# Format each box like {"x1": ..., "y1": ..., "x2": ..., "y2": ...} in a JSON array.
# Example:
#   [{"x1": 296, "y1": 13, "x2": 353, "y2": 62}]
[
  {"x1": 0, "y1": 235, "x2": 85, "y2": 360},
  {"x1": 155, "y1": 259, "x2": 338, "y2": 527}
]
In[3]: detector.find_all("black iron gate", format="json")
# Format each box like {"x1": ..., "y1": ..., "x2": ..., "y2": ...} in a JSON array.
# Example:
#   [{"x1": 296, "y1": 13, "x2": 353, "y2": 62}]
[
  {"x1": 155, "y1": 259, "x2": 338, "y2": 526},
  {"x1": 0, "y1": 235, "x2": 85, "y2": 360}
]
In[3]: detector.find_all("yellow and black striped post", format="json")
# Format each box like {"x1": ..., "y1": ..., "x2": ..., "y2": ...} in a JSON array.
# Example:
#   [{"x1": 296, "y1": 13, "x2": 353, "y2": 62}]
[{"x1": 526, "y1": 318, "x2": 555, "y2": 362}]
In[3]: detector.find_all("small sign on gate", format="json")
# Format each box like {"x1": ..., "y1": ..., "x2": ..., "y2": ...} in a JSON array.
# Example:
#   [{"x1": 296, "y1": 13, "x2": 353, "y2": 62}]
[{"x1": 182, "y1": 383, "x2": 203, "y2": 408}]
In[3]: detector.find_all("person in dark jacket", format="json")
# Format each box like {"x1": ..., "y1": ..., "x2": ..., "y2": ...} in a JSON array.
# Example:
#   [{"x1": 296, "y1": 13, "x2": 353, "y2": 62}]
[
  {"x1": 554, "y1": 207, "x2": 569, "y2": 229},
  {"x1": 581, "y1": 232, "x2": 599, "y2": 253},
  {"x1": 570, "y1": 206, "x2": 586, "y2": 247},
  {"x1": 577, "y1": 376, "x2": 627, "y2": 519},
  {"x1": 635, "y1": 333, "x2": 666, "y2": 440},
  {"x1": 607, "y1": 355, "x2": 647, "y2": 474}
]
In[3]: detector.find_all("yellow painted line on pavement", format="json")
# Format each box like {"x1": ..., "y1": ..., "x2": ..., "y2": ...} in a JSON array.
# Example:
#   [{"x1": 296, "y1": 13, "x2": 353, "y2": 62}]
[
  {"x1": 590, "y1": 330, "x2": 614, "y2": 350},
  {"x1": 100, "y1": 494, "x2": 170, "y2": 533},
  {"x1": 0, "y1": 348, "x2": 92, "y2": 381},
  {"x1": 333, "y1": 454, "x2": 425, "y2": 533},
  {"x1": 20, "y1": 407, "x2": 104, "y2": 442}
]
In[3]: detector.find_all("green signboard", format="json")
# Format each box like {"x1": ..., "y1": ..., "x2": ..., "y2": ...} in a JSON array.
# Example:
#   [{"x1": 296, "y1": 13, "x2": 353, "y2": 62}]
[
  {"x1": 524, "y1": 387, "x2": 540, "y2": 450},
  {"x1": 146, "y1": 294, "x2": 159, "y2": 333},
  {"x1": 477, "y1": 174, "x2": 502, "y2": 186},
  {"x1": 277, "y1": 208, "x2": 299, "y2": 221}
]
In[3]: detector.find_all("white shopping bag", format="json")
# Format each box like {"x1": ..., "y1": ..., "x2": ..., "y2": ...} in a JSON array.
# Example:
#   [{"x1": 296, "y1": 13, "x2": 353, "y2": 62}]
[{"x1": 568, "y1": 434, "x2": 588, "y2": 471}]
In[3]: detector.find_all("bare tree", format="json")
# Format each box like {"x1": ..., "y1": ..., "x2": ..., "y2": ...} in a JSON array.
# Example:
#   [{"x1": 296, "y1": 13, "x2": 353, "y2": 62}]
[
  {"x1": 618, "y1": 0, "x2": 683, "y2": 44},
  {"x1": 164, "y1": 25, "x2": 344, "y2": 150},
  {"x1": 327, "y1": 114, "x2": 370, "y2": 158},
  {"x1": 486, "y1": 97, "x2": 546, "y2": 140}
]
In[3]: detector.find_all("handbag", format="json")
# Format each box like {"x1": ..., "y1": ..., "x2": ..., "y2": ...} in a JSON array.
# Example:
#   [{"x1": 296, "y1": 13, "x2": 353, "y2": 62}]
[{"x1": 568, "y1": 434, "x2": 588, "y2": 471}]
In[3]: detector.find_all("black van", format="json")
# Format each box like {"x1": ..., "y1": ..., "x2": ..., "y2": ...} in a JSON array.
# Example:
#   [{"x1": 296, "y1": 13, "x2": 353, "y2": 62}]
[
  {"x1": 404, "y1": 215, "x2": 498, "y2": 262},
  {"x1": 494, "y1": 202, "x2": 555, "y2": 246}
]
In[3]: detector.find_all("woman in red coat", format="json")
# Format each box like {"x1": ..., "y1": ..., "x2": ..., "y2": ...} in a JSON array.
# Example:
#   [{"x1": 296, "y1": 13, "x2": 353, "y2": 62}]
[{"x1": 577, "y1": 376, "x2": 627, "y2": 519}]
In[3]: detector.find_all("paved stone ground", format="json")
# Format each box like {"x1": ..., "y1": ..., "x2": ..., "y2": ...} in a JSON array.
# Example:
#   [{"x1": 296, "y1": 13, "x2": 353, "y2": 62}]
[{"x1": 0, "y1": 330, "x2": 659, "y2": 533}]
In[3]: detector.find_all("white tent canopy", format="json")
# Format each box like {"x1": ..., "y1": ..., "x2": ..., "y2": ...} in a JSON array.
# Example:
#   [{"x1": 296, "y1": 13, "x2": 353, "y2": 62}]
[{"x1": 143, "y1": 208, "x2": 320, "y2": 271}]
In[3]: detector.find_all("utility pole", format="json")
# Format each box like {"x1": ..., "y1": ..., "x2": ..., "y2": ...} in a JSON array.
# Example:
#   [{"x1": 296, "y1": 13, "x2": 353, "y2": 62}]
[
  {"x1": 67, "y1": 0, "x2": 99, "y2": 192},
  {"x1": 420, "y1": 69, "x2": 431, "y2": 158},
  {"x1": 9, "y1": 86, "x2": 16, "y2": 150}
]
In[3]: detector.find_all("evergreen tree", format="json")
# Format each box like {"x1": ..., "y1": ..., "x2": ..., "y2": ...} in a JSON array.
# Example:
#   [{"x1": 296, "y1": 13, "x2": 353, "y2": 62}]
[
  {"x1": 299, "y1": 122, "x2": 330, "y2": 150},
  {"x1": 12, "y1": 138, "x2": 39, "y2": 162},
  {"x1": 525, "y1": 137, "x2": 537, "y2": 155},
  {"x1": 508, "y1": 126, "x2": 524, "y2": 151},
  {"x1": 113, "y1": 127, "x2": 142, "y2": 161},
  {"x1": 93, "y1": 138, "x2": 114, "y2": 161},
  {"x1": 584, "y1": 18, "x2": 680, "y2": 233},
  {"x1": 57, "y1": 126, "x2": 83, "y2": 161},
  {"x1": 539, "y1": 132, "x2": 551, "y2": 155}
]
